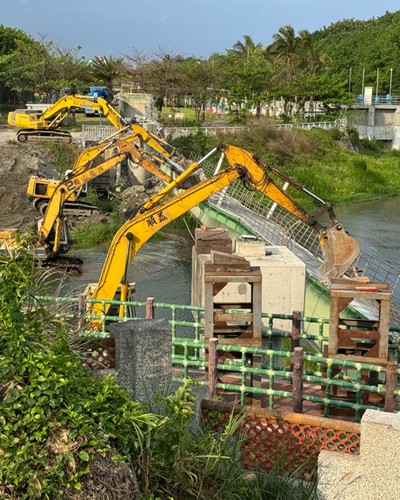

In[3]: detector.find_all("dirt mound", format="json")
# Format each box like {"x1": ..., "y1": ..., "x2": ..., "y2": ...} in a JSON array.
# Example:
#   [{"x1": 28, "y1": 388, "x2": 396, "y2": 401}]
[
  {"x1": 0, "y1": 142, "x2": 59, "y2": 233},
  {"x1": 0, "y1": 136, "x2": 165, "y2": 236}
]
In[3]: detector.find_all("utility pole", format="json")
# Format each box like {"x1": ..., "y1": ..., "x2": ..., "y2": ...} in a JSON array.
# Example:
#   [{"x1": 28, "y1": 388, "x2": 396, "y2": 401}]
[
  {"x1": 348, "y1": 67, "x2": 352, "y2": 93},
  {"x1": 376, "y1": 68, "x2": 380, "y2": 101},
  {"x1": 361, "y1": 68, "x2": 365, "y2": 95}
]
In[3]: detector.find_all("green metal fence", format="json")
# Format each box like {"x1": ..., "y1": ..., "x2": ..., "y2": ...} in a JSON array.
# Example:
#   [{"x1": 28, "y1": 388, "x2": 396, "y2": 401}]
[{"x1": 38, "y1": 294, "x2": 400, "y2": 423}]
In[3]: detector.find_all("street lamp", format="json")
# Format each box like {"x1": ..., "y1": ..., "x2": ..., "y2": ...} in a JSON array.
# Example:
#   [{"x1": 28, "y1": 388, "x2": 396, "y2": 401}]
[
  {"x1": 389, "y1": 68, "x2": 393, "y2": 96},
  {"x1": 348, "y1": 68, "x2": 352, "y2": 93},
  {"x1": 376, "y1": 68, "x2": 380, "y2": 103}
]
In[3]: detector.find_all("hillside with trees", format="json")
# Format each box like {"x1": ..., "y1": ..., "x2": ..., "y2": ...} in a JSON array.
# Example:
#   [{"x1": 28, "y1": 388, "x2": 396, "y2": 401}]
[{"x1": 313, "y1": 10, "x2": 400, "y2": 97}]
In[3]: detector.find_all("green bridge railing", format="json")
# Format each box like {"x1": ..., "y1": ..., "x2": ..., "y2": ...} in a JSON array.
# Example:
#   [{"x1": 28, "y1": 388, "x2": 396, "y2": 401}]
[{"x1": 37, "y1": 294, "x2": 400, "y2": 423}]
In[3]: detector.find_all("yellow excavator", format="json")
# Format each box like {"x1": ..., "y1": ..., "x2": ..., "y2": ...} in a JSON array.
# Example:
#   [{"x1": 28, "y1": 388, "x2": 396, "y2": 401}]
[
  {"x1": 86, "y1": 143, "x2": 360, "y2": 326},
  {"x1": 26, "y1": 132, "x2": 192, "y2": 268},
  {"x1": 26, "y1": 123, "x2": 180, "y2": 216},
  {"x1": 0, "y1": 123, "x2": 189, "y2": 270},
  {"x1": 7, "y1": 94, "x2": 129, "y2": 143}
]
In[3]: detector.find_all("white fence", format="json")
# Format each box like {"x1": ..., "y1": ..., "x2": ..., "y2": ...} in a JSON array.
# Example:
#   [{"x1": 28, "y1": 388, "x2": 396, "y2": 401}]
[{"x1": 162, "y1": 121, "x2": 337, "y2": 139}]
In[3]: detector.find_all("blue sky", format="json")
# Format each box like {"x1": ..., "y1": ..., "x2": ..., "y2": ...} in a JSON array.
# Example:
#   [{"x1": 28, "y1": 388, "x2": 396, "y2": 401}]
[{"x1": 1, "y1": 0, "x2": 399, "y2": 59}]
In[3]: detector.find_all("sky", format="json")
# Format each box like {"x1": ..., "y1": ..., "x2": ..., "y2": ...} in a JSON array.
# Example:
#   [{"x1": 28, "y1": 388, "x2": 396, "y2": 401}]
[{"x1": 1, "y1": 0, "x2": 399, "y2": 60}]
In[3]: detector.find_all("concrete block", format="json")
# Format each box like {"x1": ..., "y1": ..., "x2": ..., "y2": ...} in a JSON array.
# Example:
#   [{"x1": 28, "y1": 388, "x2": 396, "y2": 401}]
[
  {"x1": 235, "y1": 239, "x2": 266, "y2": 258},
  {"x1": 317, "y1": 410, "x2": 400, "y2": 500},
  {"x1": 360, "y1": 409, "x2": 400, "y2": 471},
  {"x1": 317, "y1": 450, "x2": 361, "y2": 500},
  {"x1": 109, "y1": 319, "x2": 172, "y2": 404},
  {"x1": 192, "y1": 245, "x2": 306, "y2": 333}
]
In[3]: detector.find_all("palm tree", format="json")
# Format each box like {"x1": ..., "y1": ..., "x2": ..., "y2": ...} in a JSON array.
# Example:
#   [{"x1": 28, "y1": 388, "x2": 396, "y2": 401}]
[
  {"x1": 230, "y1": 35, "x2": 265, "y2": 63},
  {"x1": 268, "y1": 25, "x2": 298, "y2": 62},
  {"x1": 89, "y1": 55, "x2": 125, "y2": 92}
]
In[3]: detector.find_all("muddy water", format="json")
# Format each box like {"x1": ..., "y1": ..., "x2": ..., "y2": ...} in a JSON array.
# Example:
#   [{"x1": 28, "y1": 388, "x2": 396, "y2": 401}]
[
  {"x1": 64, "y1": 231, "x2": 194, "y2": 305},
  {"x1": 336, "y1": 197, "x2": 400, "y2": 265},
  {"x1": 63, "y1": 197, "x2": 400, "y2": 307}
]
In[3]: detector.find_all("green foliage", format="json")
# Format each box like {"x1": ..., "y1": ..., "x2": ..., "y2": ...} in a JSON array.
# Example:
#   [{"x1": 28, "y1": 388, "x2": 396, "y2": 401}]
[
  {"x1": 71, "y1": 214, "x2": 124, "y2": 249},
  {"x1": 169, "y1": 128, "x2": 210, "y2": 157},
  {"x1": 0, "y1": 252, "x2": 318, "y2": 499},
  {"x1": 189, "y1": 126, "x2": 400, "y2": 206},
  {"x1": 138, "y1": 380, "x2": 249, "y2": 499},
  {"x1": 313, "y1": 11, "x2": 400, "y2": 96},
  {"x1": 37, "y1": 142, "x2": 80, "y2": 174},
  {"x1": 240, "y1": 458, "x2": 317, "y2": 500},
  {"x1": 0, "y1": 250, "x2": 161, "y2": 498}
]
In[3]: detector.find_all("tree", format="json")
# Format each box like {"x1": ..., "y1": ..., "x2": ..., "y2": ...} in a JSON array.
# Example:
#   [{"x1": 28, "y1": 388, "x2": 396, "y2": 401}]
[
  {"x1": 0, "y1": 25, "x2": 37, "y2": 103},
  {"x1": 124, "y1": 48, "x2": 186, "y2": 115},
  {"x1": 2, "y1": 32, "x2": 91, "y2": 104},
  {"x1": 220, "y1": 36, "x2": 271, "y2": 120},
  {"x1": 230, "y1": 35, "x2": 265, "y2": 63},
  {"x1": 180, "y1": 55, "x2": 222, "y2": 121},
  {"x1": 268, "y1": 25, "x2": 298, "y2": 62},
  {"x1": 88, "y1": 55, "x2": 126, "y2": 92}
]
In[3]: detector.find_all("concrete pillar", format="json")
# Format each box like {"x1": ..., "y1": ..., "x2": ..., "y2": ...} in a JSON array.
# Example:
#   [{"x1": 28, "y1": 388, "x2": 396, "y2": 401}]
[
  {"x1": 109, "y1": 319, "x2": 172, "y2": 404},
  {"x1": 317, "y1": 409, "x2": 400, "y2": 499}
]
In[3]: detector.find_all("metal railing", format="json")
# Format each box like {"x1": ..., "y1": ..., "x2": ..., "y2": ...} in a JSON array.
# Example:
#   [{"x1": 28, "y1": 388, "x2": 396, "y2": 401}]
[
  {"x1": 163, "y1": 121, "x2": 337, "y2": 139},
  {"x1": 38, "y1": 294, "x2": 400, "y2": 423},
  {"x1": 190, "y1": 152, "x2": 400, "y2": 323},
  {"x1": 354, "y1": 95, "x2": 400, "y2": 106},
  {"x1": 77, "y1": 122, "x2": 400, "y2": 322}
]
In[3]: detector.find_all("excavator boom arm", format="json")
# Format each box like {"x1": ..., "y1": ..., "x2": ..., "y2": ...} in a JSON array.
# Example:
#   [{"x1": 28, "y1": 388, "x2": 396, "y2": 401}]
[
  {"x1": 89, "y1": 144, "x2": 360, "y2": 321},
  {"x1": 37, "y1": 133, "x2": 180, "y2": 251},
  {"x1": 90, "y1": 166, "x2": 244, "y2": 318},
  {"x1": 39, "y1": 152, "x2": 128, "y2": 246}
]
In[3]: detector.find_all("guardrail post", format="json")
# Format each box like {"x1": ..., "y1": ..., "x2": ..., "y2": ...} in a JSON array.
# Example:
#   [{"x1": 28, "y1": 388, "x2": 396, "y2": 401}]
[
  {"x1": 208, "y1": 337, "x2": 218, "y2": 399},
  {"x1": 78, "y1": 293, "x2": 86, "y2": 329},
  {"x1": 292, "y1": 347, "x2": 304, "y2": 413},
  {"x1": 146, "y1": 297, "x2": 155, "y2": 319},
  {"x1": 291, "y1": 310, "x2": 302, "y2": 350},
  {"x1": 385, "y1": 361, "x2": 398, "y2": 412}
]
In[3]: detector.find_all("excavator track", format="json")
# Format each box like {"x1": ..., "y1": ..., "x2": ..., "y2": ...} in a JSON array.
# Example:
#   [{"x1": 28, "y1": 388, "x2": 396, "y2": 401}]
[
  {"x1": 36, "y1": 255, "x2": 83, "y2": 274},
  {"x1": 33, "y1": 199, "x2": 101, "y2": 217},
  {"x1": 17, "y1": 129, "x2": 73, "y2": 144}
]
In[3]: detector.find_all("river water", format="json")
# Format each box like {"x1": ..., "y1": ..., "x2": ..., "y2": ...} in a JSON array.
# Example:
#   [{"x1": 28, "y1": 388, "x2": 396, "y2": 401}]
[
  {"x1": 62, "y1": 197, "x2": 400, "y2": 307},
  {"x1": 336, "y1": 197, "x2": 400, "y2": 265},
  {"x1": 63, "y1": 231, "x2": 194, "y2": 305}
]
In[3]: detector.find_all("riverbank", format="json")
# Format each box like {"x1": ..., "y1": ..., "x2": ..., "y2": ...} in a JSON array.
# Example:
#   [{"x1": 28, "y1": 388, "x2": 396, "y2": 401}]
[{"x1": 171, "y1": 126, "x2": 400, "y2": 206}]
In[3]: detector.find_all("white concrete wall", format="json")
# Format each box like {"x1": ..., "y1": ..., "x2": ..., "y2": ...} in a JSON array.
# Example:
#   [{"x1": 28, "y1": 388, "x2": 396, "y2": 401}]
[
  {"x1": 192, "y1": 242, "x2": 306, "y2": 333},
  {"x1": 318, "y1": 409, "x2": 400, "y2": 500}
]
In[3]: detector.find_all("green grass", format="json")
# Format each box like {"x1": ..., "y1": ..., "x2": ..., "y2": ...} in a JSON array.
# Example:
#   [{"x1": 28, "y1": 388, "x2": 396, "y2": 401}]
[{"x1": 184, "y1": 126, "x2": 400, "y2": 207}]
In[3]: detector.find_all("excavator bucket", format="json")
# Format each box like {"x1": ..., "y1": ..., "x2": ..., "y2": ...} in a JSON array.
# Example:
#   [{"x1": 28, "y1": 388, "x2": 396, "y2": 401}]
[{"x1": 318, "y1": 223, "x2": 360, "y2": 279}]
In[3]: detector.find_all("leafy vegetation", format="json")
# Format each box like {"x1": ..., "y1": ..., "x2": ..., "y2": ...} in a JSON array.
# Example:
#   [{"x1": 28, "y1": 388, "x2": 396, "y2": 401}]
[
  {"x1": 172, "y1": 127, "x2": 400, "y2": 208},
  {"x1": 70, "y1": 214, "x2": 124, "y2": 249},
  {"x1": 38, "y1": 142, "x2": 81, "y2": 175},
  {"x1": 2, "y1": 10, "x2": 400, "y2": 121},
  {"x1": 0, "y1": 249, "x2": 160, "y2": 498},
  {"x1": 0, "y1": 251, "x2": 317, "y2": 498}
]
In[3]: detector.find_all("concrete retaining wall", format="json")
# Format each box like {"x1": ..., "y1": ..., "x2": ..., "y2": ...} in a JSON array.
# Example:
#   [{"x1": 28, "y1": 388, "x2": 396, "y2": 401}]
[{"x1": 318, "y1": 409, "x2": 400, "y2": 499}]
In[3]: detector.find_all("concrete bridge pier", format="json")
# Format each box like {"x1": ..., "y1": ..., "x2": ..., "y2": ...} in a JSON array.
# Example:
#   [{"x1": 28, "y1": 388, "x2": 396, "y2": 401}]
[{"x1": 351, "y1": 103, "x2": 400, "y2": 150}]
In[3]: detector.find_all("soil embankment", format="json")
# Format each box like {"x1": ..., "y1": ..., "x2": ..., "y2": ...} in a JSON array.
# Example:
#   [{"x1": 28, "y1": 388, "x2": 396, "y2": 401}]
[
  {"x1": 0, "y1": 135, "x2": 58, "y2": 232},
  {"x1": 0, "y1": 126, "x2": 161, "y2": 235}
]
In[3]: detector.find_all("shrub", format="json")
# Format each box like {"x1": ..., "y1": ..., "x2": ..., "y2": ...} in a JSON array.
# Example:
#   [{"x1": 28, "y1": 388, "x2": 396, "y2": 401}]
[{"x1": 0, "y1": 250, "x2": 160, "y2": 498}]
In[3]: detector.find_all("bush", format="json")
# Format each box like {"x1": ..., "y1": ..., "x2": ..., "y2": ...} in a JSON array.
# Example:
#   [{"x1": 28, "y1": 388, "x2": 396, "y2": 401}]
[{"x1": 0, "y1": 250, "x2": 160, "y2": 498}]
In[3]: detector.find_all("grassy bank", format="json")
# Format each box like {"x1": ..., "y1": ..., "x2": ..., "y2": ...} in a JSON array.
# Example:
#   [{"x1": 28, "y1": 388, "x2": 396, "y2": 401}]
[
  {"x1": 68, "y1": 126, "x2": 399, "y2": 249},
  {"x1": 171, "y1": 126, "x2": 400, "y2": 207}
]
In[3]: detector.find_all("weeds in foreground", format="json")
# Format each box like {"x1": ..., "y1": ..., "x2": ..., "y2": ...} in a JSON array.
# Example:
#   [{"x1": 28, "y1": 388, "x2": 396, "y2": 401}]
[{"x1": 137, "y1": 380, "x2": 317, "y2": 499}]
